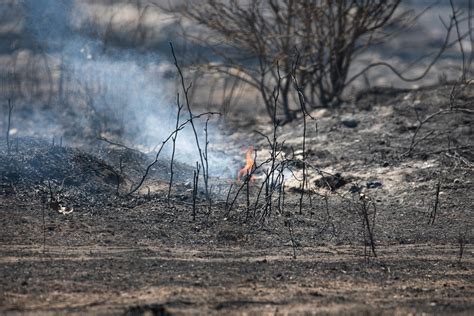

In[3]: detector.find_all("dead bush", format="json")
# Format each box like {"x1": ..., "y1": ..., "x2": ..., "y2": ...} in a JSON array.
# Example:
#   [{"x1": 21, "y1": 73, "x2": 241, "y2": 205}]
[{"x1": 168, "y1": 0, "x2": 403, "y2": 122}]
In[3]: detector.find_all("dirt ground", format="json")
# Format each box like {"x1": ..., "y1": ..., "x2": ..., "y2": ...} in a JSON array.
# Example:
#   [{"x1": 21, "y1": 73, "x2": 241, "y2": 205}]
[{"x1": 1, "y1": 83, "x2": 473, "y2": 315}]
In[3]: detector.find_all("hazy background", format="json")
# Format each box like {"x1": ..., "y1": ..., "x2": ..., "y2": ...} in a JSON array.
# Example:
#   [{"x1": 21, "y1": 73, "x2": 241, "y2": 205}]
[{"x1": 0, "y1": 0, "x2": 470, "y2": 174}]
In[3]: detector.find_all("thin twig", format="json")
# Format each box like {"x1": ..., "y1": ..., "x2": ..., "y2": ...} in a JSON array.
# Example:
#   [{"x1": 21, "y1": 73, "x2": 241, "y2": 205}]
[
  {"x1": 192, "y1": 162, "x2": 200, "y2": 221},
  {"x1": 168, "y1": 93, "x2": 184, "y2": 203},
  {"x1": 428, "y1": 178, "x2": 441, "y2": 225}
]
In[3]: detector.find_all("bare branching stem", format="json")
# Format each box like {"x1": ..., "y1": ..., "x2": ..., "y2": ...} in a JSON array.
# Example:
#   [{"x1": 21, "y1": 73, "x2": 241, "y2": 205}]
[
  {"x1": 170, "y1": 42, "x2": 214, "y2": 199},
  {"x1": 176, "y1": 1, "x2": 403, "y2": 120},
  {"x1": 292, "y1": 60, "x2": 311, "y2": 215},
  {"x1": 127, "y1": 111, "x2": 218, "y2": 196}
]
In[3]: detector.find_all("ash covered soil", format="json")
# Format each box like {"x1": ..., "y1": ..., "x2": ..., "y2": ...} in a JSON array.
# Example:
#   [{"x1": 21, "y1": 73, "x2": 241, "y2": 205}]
[{"x1": 1, "y1": 84, "x2": 473, "y2": 315}]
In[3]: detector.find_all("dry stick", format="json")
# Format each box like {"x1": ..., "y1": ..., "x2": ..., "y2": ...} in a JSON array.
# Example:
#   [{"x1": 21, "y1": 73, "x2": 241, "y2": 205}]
[
  {"x1": 203, "y1": 116, "x2": 211, "y2": 201},
  {"x1": 168, "y1": 93, "x2": 184, "y2": 204},
  {"x1": 277, "y1": 175, "x2": 283, "y2": 213},
  {"x1": 449, "y1": 0, "x2": 466, "y2": 81},
  {"x1": 254, "y1": 170, "x2": 269, "y2": 218},
  {"x1": 429, "y1": 179, "x2": 441, "y2": 225},
  {"x1": 245, "y1": 170, "x2": 250, "y2": 221},
  {"x1": 192, "y1": 170, "x2": 197, "y2": 219},
  {"x1": 265, "y1": 65, "x2": 282, "y2": 216},
  {"x1": 370, "y1": 199, "x2": 378, "y2": 258},
  {"x1": 360, "y1": 197, "x2": 377, "y2": 259},
  {"x1": 292, "y1": 74, "x2": 308, "y2": 215},
  {"x1": 280, "y1": 175, "x2": 285, "y2": 214},
  {"x1": 192, "y1": 162, "x2": 200, "y2": 221},
  {"x1": 267, "y1": 164, "x2": 285, "y2": 217},
  {"x1": 224, "y1": 183, "x2": 233, "y2": 213},
  {"x1": 127, "y1": 112, "x2": 218, "y2": 195},
  {"x1": 264, "y1": 170, "x2": 270, "y2": 217},
  {"x1": 6, "y1": 99, "x2": 13, "y2": 155},
  {"x1": 170, "y1": 42, "x2": 212, "y2": 199}
]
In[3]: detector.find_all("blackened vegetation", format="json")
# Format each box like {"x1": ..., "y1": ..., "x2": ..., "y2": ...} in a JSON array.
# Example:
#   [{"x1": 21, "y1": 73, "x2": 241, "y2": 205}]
[
  {"x1": 1, "y1": 1, "x2": 474, "y2": 314},
  {"x1": 1, "y1": 138, "x2": 120, "y2": 203},
  {"x1": 168, "y1": 0, "x2": 404, "y2": 123}
]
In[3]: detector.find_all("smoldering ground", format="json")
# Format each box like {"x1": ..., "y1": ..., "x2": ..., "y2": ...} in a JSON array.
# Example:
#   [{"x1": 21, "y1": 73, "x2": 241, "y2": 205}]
[{"x1": 1, "y1": 0, "x2": 234, "y2": 177}]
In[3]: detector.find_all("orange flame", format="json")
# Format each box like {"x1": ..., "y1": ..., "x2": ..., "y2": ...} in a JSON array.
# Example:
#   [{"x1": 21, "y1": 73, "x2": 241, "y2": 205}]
[{"x1": 238, "y1": 146, "x2": 255, "y2": 182}]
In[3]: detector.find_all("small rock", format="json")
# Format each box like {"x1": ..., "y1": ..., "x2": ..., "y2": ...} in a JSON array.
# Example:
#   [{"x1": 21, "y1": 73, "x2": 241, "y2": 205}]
[
  {"x1": 382, "y1": 161, "x2": 389, "y2": 167},
  {"x1": 366, "y1": 180, "x2": 383, "y2": 189},
  {"x1": 349, "y1": 185, "x2": 362, "y2": 193},
  {"x1": 341, "y1": 118, "x2": 358, "y2": 128}
]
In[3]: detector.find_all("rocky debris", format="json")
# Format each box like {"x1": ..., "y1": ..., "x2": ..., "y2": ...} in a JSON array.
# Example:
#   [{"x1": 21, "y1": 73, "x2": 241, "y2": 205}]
[
  {"x1": 341, "y1": 118, "x2": 359, "y2": 128},
  {"x1": 349, "y1": 185, "x2": 362, "y2": 193},
  {"x1": 366, "y1": 180, "x2": 383, "y2": 189}
]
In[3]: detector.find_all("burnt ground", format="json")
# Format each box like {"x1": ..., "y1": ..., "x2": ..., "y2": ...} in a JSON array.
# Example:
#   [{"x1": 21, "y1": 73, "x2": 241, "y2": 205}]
[{"x1": 1, "y1": 83, "x2": 473, "y2": 315}]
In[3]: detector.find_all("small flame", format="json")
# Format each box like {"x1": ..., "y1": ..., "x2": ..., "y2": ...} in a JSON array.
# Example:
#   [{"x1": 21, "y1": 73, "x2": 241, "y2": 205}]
[{"x1": 237, "y1": 146, "x2": 255, "y2": 182}]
